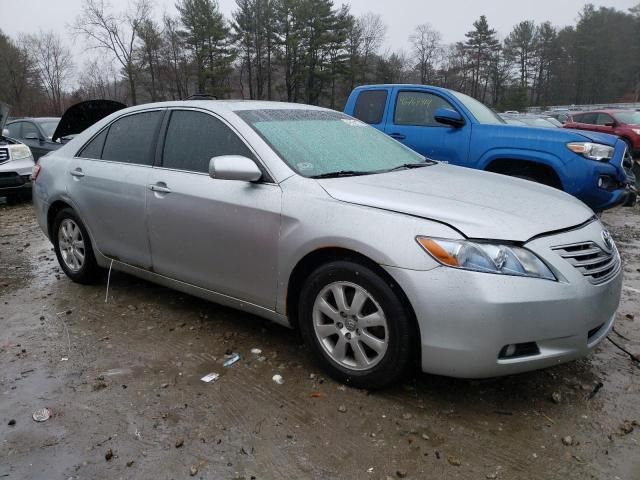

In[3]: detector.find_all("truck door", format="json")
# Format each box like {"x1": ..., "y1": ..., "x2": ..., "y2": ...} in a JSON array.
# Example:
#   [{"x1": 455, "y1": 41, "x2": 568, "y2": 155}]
[{"x1": 384, "y1": 89, "x2": 470, "y2": 165}]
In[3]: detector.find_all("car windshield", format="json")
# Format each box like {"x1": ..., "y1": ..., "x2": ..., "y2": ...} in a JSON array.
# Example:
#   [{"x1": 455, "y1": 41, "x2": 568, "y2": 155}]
[
  {"x1": 612, "y1": 111, "x2": 640, "y2": 125},
  {"x1": 38, "y1": 120, "x2": 59, "y2": 139},
  {"x1": 450, "y1": 91, "x2": 505, "y2": 125},
  {"x1": 236, "y1": 109, "x2": 429, "y2": 178},
  {"x1": 519, "y1": 117, "x2": 559, "y2": 128}
]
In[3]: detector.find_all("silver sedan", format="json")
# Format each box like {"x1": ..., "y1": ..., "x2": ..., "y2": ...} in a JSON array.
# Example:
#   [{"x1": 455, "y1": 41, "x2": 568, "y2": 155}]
[{"x1": 32, "y1": 101, "x2": 622, "y2": 388}]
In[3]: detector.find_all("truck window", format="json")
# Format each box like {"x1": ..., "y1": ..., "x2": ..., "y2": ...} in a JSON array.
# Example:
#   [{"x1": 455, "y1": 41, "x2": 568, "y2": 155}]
[
  {"x1": 353, "y1": 90, "x2": 387, "y2": 124},
  {"x1": 394, "y1": 91, "x2": 455, "y2": 127}
]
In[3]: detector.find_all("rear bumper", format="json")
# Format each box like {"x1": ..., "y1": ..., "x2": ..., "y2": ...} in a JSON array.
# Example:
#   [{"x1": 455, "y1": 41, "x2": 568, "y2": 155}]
[{"x1": 384, "y1": 219, "x2": 622, "y2": 378}]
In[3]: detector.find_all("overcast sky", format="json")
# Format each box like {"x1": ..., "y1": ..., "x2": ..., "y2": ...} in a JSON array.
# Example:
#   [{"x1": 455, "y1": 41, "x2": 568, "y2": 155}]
[{"x1": 1, "y1": 0, "x2": 637, "y2": 75}]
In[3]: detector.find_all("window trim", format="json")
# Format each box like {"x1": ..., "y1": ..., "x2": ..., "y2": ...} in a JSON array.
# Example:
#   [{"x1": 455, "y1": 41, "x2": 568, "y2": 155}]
[
  {"x1": 155, "y1": 107, "x2": 275, "y2": 184},
  {"x1": 392, "y1": 89, "x2": 458, "y2": 128}
]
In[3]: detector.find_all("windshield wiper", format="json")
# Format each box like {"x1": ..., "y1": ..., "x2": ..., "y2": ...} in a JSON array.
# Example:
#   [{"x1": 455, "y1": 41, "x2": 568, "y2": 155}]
[
  {"x1": 310, "y1": 170, "x2": 371, "y2": 179},
  {"x1": 388, "y1": 161, "x2": 433, "y2": 172}
]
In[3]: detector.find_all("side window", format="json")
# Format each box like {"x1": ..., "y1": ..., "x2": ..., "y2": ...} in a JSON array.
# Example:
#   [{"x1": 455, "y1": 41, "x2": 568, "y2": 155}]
[
  {"x1": 394, "y1": 91, "x2": 456, "y2": 127},
  {"x1": 576, "y1": 113, "x2": 596, "y2": 124},
  {"x1": 596, "y1": 113, "x2": 613, "y2": 126},
  {"x1": 102, "y1": 111, "x2": 163, "y2": 166},
  {"x1": 78, "y1": 129, "x2": 108, "y2": 159},
  {"x1": 353, "y1": 90, "x2": 388, "y2": 125},
  {"x1": 22, "y1": 122, "x2": 40, "y2": 139},
  {"x1": 162, "y1": 110, "x2": 254, "y2": 173},
  {"x1": 6, "y1": 122, "x2": 21, "y2": 138}
]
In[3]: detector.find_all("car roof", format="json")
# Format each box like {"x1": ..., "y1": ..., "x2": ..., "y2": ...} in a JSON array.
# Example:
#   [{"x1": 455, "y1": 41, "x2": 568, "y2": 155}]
[{"x1": 122, "y1": 100, "x2": 332, "y2": 114}]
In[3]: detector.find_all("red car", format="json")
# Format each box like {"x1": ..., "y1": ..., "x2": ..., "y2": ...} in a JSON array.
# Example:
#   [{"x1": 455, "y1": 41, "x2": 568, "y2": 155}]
[{"x1": 564, "y1": 109, "x2": 640, "y2": 157}]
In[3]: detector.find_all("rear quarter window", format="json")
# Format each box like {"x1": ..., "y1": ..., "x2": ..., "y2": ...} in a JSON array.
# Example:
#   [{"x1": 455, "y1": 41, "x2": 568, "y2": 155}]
[
  {"x1": 78, "y1": 129, "x2": 107, "y2": 159},
  {"x1": 353, "y1": 90, "x2": 388, "y2": 125}
]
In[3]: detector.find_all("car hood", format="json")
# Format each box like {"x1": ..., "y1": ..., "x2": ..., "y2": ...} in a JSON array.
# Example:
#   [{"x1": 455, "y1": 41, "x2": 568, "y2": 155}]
[
  {"x1": 0, "y1": 103, "x2": 9, "y2": 132},
  {"x1": 564, "y1": 128, "x2": 619, "y2": 146},
  {"x1": 52, "y1": 100, "x2": 126, "y2": 142},
  {"x1": 317, "y1": 164, "x2": 594, "y2": 242}
]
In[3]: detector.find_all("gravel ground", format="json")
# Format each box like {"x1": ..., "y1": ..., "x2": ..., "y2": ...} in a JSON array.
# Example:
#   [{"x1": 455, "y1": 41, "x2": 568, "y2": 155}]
[{"x1": 1, "y1": 198, "x2": 639, "y2": 480}]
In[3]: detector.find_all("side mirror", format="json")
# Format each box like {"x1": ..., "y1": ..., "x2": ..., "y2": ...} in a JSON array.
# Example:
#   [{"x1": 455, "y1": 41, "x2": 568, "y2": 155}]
[
  {"x1": 434, "y1": 108, "x2": 465, "y2": 128},
  {"x1": 209, "y1": 155, "x2": 262, "y2": 182},
  {"x1": 604, "y1": 121, "x2": 616, "y2": 128},
  {"x1": 2, "y1": 128, "x2": 9, "y2": 137}
]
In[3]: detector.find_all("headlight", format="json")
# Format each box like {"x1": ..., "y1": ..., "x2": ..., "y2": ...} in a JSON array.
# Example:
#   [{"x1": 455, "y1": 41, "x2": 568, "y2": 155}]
[
  {"x1": 416, "y1": 237, "x2": 556, "y2": 281},
  {"x1": 566, "y1": 142, "x2": 614, "y2": 161},
  {"x1": 8, "y1": 144, "x2": 33, "y2": 161},
  {"x1": 632, "y1": 129, "x2": 640, "y2": 136}
]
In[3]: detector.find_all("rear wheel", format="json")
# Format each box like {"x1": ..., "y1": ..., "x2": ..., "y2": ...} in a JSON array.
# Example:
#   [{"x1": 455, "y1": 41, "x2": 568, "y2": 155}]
[
  {"x1": 298, "y1": 260, "x2": 414, "y2": 389},
  {"x1": 52, "y1": 208, "x2": 100, "y2": 284}
]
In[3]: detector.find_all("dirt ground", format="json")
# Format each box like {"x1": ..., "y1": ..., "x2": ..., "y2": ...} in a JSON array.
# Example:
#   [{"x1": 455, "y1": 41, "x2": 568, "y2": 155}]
[{"x1": 1, "y1": 198, "x2": 639, "y2": 480}]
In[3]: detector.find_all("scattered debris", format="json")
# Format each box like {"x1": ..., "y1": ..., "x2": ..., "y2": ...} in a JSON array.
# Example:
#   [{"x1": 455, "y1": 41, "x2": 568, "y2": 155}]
[
  {"x1": 448, "y1": 456, "x2": 462, "y2": 467},
  {"x1": 396, "y1": 469, "x2": 407, "y2": 478},
  {"x1": 625, "y1": 313, "x2": 635, "y2": 320},
  {"x1": 310, "y1": 392, "x2": 322, "y2": 398},
  {"x1": 338, "y1": 405, "x2": 347, "y2": 413},
  {"x1": 175, "y1": 438, "x2": 184, "y2": 448},
  {"x1": 588, "y1": 382, "x2": 604, "y2": 399},
  {"x1": 551, "y1": 392, "x2": 562, "y2": 404},
  {"x1": 201, "y1": 372, "x2": 220, "y2": 383},
  {"x1": 562, "y1": 436, "x2": 574, "y2": 446},
  {"x1": 126, "y1": 460, "x2": 134, "y2": 467},
  {"x1": 272, "y1": 374, "x2": 284, "y2": 385},
  {"x1": 32, "y1": 408, "x2": 51, "y2": 422},
  {"x1": 223, "y1": 353, "x2": 241, "y2": 367},
  {"x1": 486, "y1": 473, "x2": 498, "y2": 479},
  {"x1": 105, "y1": 448, "x2": 113, "y2": 461},
  {"x1": 401, "y1": 413, "x2": 412, "y2": 420},
  {"x1": 251, "y1": 348, "x2": 262, "y2": 355},
  {"x1": 189, "y1": 465, "x2": 198, "y2": 476},
  {"x1": 620, "y1": 421, "x2": 634, "y2": 435},
  {"x1": 161, "y1": 383, "x2": 169, "y2": 389},
  {"x1": 93, "y1": 381, "x2": 108, "y2": 391},
  {"x1": 8, "y1": 419, "x2": 16, "y2": 426}
]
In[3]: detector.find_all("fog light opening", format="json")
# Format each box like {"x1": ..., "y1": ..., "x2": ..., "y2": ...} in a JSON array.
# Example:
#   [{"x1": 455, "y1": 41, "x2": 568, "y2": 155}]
[
  {"x1": 597, "y1": 175, "x2": 619, "y2": 191},
  {"x1": 498, "y1": 342, "x2": 540, "y2": 360}
]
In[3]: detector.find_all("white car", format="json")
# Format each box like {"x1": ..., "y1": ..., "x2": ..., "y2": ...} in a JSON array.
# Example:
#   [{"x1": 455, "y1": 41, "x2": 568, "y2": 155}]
[{"x1": 1, "y1": 103, "x2": 35, "y2": 200}]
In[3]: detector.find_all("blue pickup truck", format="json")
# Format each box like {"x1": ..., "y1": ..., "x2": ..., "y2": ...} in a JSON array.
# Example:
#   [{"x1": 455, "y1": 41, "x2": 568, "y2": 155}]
[{"x1": 344, "y1": 84, "x2": 636, "y2": 211}]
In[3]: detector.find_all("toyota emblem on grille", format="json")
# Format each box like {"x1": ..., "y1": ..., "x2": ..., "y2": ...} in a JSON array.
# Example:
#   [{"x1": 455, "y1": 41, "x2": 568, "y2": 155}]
[{"x1": 601, "y1": 230, "x2": 613, "y2": 252}]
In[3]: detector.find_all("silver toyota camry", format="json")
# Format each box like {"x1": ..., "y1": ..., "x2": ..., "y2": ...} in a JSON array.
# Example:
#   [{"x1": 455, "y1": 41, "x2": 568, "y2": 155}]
[{"x1": 32, "y1": 101, "x2": 622, "y2": 388}]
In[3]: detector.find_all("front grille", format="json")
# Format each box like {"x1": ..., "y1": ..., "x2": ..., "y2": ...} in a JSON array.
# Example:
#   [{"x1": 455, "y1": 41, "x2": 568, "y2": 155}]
[
  {"x1": 552, "y1": 241, "x2": 620, "y2": 284},
  {"x1": 0, "y1": 148, "x2": 9, "y2": 164}
]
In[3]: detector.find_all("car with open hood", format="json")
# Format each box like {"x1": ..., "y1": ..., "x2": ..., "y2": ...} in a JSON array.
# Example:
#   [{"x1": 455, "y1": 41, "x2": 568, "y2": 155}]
[
  {"x1": 32, "y1": 101, "x2": 623, "y2": 388},
  {"x1": 1, "y1": 103, "x2": 35, "y2": 199},
  {"x1": 5, "y1": 100, "x2": 126, "y2": 161}
]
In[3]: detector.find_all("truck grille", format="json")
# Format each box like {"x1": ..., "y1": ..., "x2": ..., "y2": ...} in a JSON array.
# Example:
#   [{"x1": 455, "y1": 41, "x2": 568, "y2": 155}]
[
  {"x1": 552, "y1": 241, "x2": 620, "y2": 285},
  {"x1": 0, "y1": 148, "x2": 9, "y2": 164}
]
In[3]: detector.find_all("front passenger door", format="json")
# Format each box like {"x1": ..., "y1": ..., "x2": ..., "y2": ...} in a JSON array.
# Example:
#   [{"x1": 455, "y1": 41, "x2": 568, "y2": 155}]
[
  {"x1": 384, "y1": 90, "x2": 470, "y2": 165},
  {"x1": 147, "y1": 109, "x2": 282, "y2": 309}
]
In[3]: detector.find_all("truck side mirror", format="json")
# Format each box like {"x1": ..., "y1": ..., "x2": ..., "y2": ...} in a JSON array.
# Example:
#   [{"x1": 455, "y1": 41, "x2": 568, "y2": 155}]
[{"x1": 434, "y1": 108, "x2": 465, "y2": 128}]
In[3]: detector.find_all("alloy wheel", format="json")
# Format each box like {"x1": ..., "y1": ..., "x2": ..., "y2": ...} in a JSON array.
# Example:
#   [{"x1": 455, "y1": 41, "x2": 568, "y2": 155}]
[{"x1": 58, "y1": 218, "x2": 86, "y2": 273}]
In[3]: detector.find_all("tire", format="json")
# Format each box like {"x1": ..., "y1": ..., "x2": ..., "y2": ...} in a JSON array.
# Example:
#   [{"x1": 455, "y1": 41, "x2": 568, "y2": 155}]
[
  {"x1": 52, "y1": 207, "x2": 101, "y2": 284},
  {"x1": 298, "y1": 260, "x2": 414, "y2": 389}
]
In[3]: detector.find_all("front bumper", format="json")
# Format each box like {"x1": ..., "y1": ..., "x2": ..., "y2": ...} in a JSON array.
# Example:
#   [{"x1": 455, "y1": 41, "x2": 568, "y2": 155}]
[
  {"x1": 385, "y1": 219, "x2": 622, "y2": 378},
  {"x1": 0, "y1": 157, "x2": 35, "y2": 195}
]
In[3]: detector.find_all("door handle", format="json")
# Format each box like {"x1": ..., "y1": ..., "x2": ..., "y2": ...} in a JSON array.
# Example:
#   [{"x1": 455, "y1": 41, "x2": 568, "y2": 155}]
[
  {"x1": 148, "y1": 183, "x2": 172, "y2": 194},
  {"x1": 388, "y1": 133, "x2": 406, "y2": 140},
  {"x1": 70, "y1": 169, "x2": 85, "y2": 178}
]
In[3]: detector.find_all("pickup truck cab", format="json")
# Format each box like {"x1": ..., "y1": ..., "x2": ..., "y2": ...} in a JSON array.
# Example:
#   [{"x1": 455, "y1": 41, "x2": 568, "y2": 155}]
[{"x1": 344, "y1": 85, "x2": 636, "y2": 211}]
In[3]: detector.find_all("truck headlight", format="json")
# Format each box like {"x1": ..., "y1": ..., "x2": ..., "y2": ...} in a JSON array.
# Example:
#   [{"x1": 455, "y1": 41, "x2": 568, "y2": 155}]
[
  {"x1": 567, "y1": 142, "x2": 614, "y2": 161},
  {"x1": 8, "y1": 144, "x2": 33, "y2": 161},
  {"x1": 416, "y1": 237, "x2": 556, "y2": 281}
]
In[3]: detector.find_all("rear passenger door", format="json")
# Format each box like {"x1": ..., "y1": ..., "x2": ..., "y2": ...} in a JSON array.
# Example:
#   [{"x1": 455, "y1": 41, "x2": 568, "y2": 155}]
[
  {"x1": 67, "y1": 109, "x2": 164, "y2": 269},
  {"x1": 146, "y1": 109, "x2": 282, "y2": 309},
  {"x1": 384, "y1": 89, "x2": 471, "y2": 165}
]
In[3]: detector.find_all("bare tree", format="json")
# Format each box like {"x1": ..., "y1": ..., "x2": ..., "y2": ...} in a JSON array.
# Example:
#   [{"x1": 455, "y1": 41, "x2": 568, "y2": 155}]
[
  {"x1": 78, "y1": 58, "x2": 124, "y2": 102},
  {"x1": 73, "y1": 0, "x2": 152, "y2": 105},
  {"x1": 357, "y1": 12, "x2": 386, "y2": 81},
  {"x1": 409, "y1": 24, "x2": 442, "y2": 85},
  {"x1": 22, "y1": 31, "x2": 73, "y2": 114}
]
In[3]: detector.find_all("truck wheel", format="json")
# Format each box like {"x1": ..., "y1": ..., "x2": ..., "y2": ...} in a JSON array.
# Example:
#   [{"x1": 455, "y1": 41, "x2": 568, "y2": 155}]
[{"x1": 298, "y1": 260, "x2": 414, "y2": 389}]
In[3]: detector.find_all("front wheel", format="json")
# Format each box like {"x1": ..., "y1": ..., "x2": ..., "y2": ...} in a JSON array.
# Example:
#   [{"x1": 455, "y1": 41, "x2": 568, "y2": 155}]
[
  {"x1": 298, "y1": 261, "x2": 414, "y2": 389},
  {"x1": 52, "y1": 208, "x2": 101, "y2": 284}
]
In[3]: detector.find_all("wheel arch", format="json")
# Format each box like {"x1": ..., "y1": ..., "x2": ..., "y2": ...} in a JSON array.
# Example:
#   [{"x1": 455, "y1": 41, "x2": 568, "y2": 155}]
[
  {"x1": 47, "y1": 200, "x2": 74, "y2": 239},
  {"x1": 485, "y1": 158, "x2": 564, "y2": 189},
  {"x1": 285, "y1": 247, "x2": 421, "y2": 362}
]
